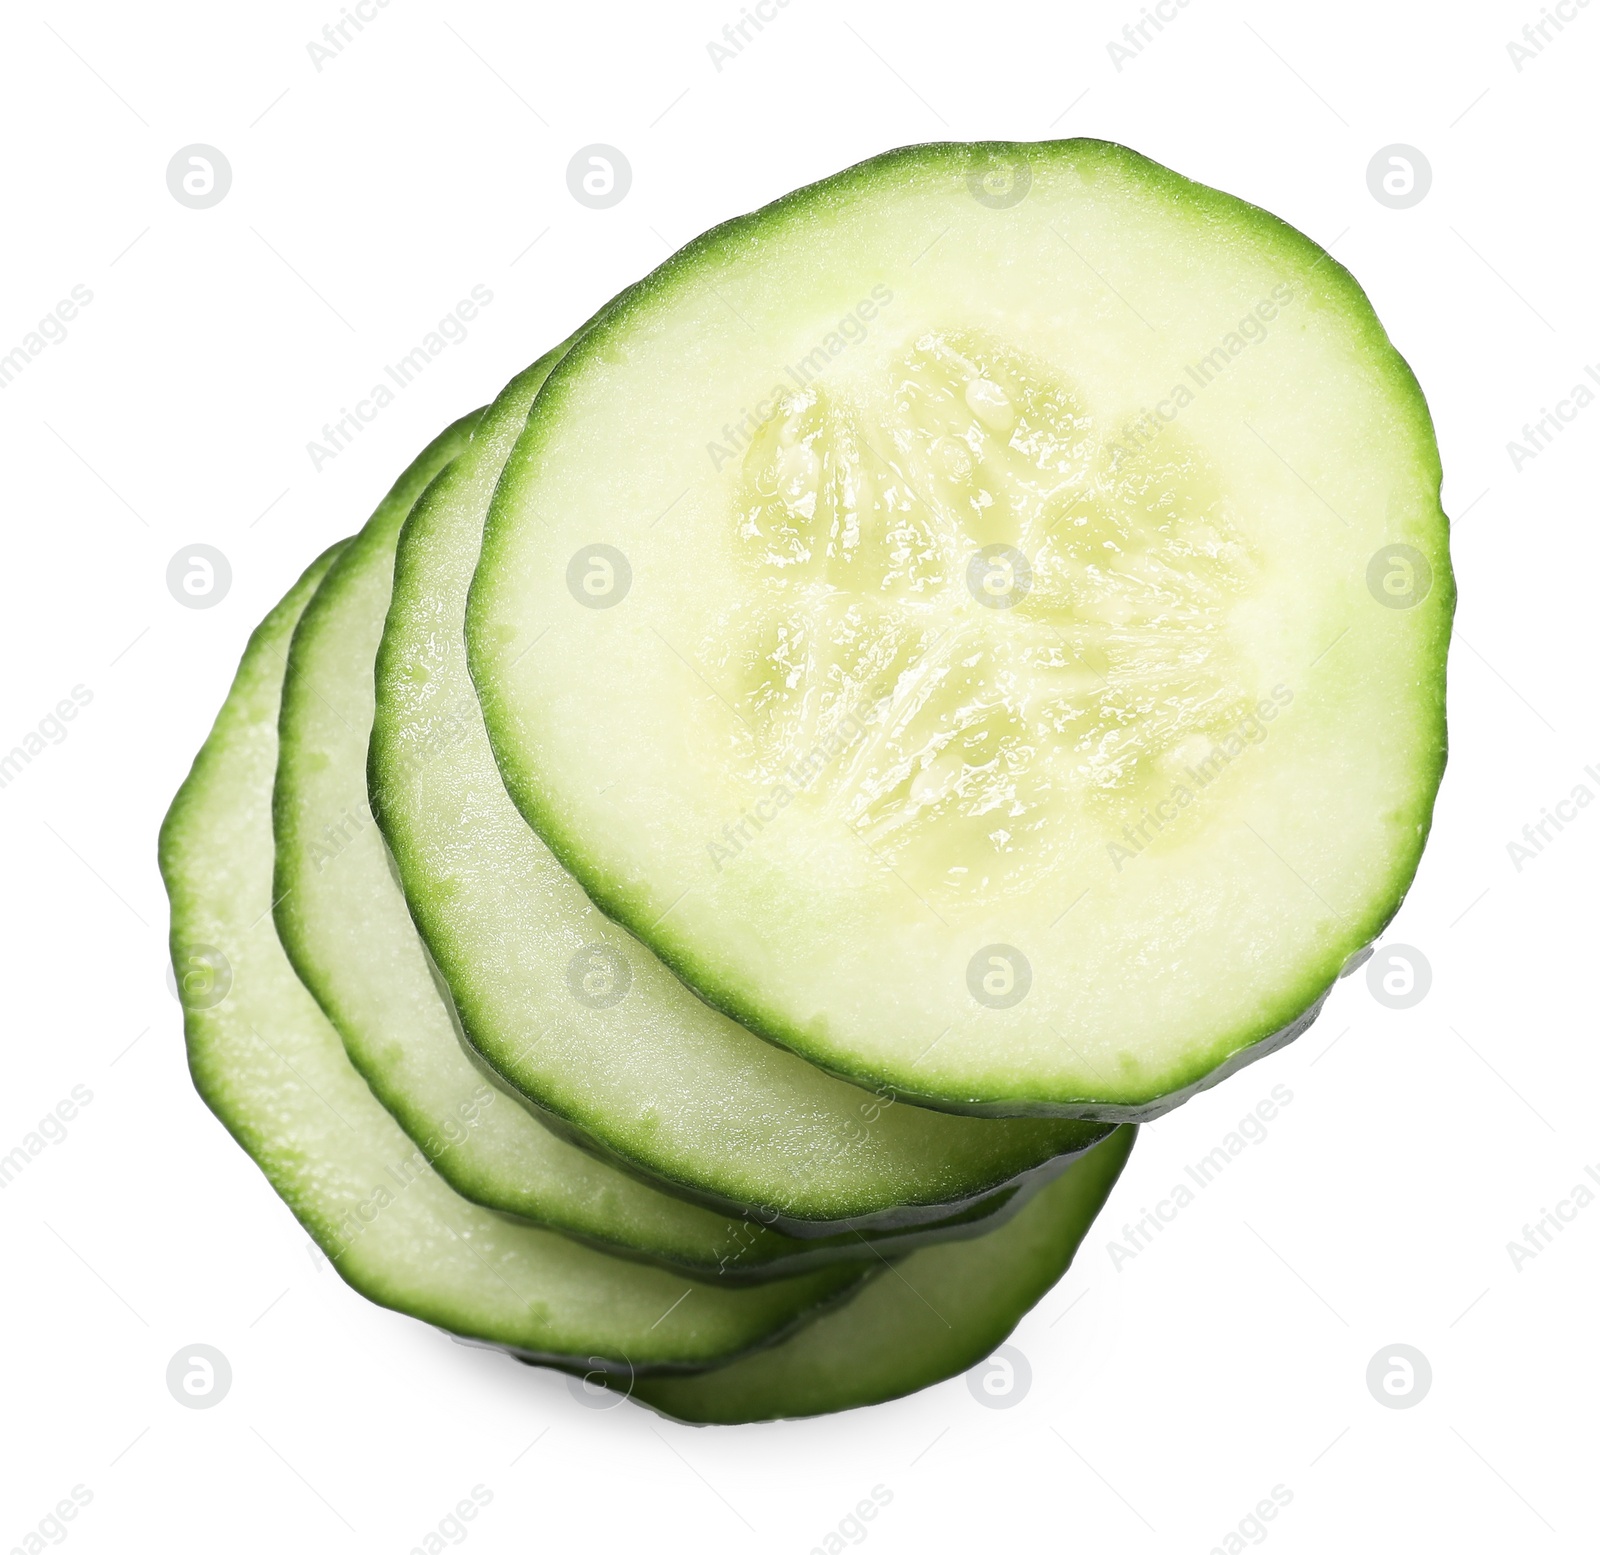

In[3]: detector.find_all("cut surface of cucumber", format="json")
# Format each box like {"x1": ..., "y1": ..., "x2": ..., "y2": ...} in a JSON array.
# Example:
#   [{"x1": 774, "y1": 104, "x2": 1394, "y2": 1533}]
[
  {"x1": 620, "y1": 1124, "x2": 1135, "y2": 1423},
  {"x1": 370, "y1": 351, "x2": 1110, "y2": 1230},
  {"x1": 159, "y1": 491, "x2": 869, "y2": 1371},
  {"x1": 468, "y1": 139, "x2": 1453, "y2": 1117},
  {"x1": 275, "y1": 357, "x2": 1043, "y2": 1280}
]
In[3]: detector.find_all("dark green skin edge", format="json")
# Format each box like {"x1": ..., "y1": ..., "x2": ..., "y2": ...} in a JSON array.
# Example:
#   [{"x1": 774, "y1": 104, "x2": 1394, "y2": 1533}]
[
  {"x1": 434, "y1": 1005, "x2": 1101, "y2": 1272},
  {"x1": 273, "y1": 376, "x2": 933, "y2": 1280},
  {"x1": 580, "y1": 1125, "x2": 1138, "y2": 1423},
  {"x1": 276, "y1": 491, "x2": 1064, "y2": 1273},
  {"x1": 469, "y1": 138, "x2": 1454, "y2": 1120},
  {"x1": 443, "y1": 979, "x2": 1108, "y2": 1245},
  {"x1": 160, "y1": 534, "x2": 874, "y2": 1373},
  {"x1": 375, "y1": 360, "x2": 1113, "y2": 1231}
]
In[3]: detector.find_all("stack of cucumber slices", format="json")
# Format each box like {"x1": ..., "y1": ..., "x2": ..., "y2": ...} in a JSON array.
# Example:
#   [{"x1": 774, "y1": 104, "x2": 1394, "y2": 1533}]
[{"x1": 159, "y1": 140, "x2": 1452, "y2": 1425}]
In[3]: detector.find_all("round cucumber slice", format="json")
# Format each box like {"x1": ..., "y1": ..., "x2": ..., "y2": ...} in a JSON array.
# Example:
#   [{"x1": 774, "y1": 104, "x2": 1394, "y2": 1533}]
[
  {"x1": 370, "y1": 345, "x2": 1111, "y2": 1229},
  {"x1": 275, "y1": 355, "x2": 1051, "y2": 1280},
  {"x1": 617, "y1": 1125, "x2": 1135, "y2": 1423},
  {"x1": 468, "y1": 139, "x2": 1453, "y2": 1118},
  {"x1": 159, "y1": 505, "x2": 869, "y2": 1372}
]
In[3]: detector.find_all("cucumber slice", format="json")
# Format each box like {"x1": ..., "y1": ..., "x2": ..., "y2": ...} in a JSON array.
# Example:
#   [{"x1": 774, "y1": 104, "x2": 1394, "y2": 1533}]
[
  {"x1": 159, "y1": 488, "x2": 871, "y2": 1370},
  {"x1": 617, "y1": 1124, "x2": 1135, "y2": 1423},
  {"x1": 275, "y1": 354, "x2": 1043, "y2": 1281},
  {"x1": 468, "y1": 139, "x2": 1453, "y2": 1118},
  {"x1": 370, "y1": 342, "x2": 1111, "y2": 1230}
]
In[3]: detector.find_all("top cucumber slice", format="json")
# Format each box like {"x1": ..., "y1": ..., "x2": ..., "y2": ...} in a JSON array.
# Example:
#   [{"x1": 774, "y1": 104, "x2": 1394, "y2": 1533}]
[
  {"x1": 467, "y1": 139, "x2": 1453, "y2": 1118},
  {"x1": 160, "y1": 519, "x2": 869, "y2": 1371},
  {"x1": 275, "y1": 353, "x2": 1048, "y2": 1280},
  {"x1": 369, "y1": 344, "x2": 1111, "y2": 1230}
]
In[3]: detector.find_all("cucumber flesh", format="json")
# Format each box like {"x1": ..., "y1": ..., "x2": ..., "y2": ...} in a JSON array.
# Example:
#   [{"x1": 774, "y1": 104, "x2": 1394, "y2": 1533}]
[
  {"x1": 159, "y1": 484, "x2": 870, "y2": 1370},
  {"x1": 371, "y1": 340, "x2": 1111, "y2": 1230},
  {"x1": 274, "y1": 360, "x2": 1041, "y2": 1279},
  {"x1": 468, "y1": 139, "x2": 1453, "y2": 1117},
  {"x1": 622, "y1": 1125, "x2": 1135, "y2": 1423}
]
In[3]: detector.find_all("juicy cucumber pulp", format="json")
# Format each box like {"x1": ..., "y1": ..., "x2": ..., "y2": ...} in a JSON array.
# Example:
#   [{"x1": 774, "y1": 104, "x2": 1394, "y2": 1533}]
[
  {"x1": 622, "y1": 1125, "x2": 1135, "y2": 1424},
  {"x1": 468, "y1": 139, "x2": 1454, "y2": 1117},
  {"x1": 159, "y1": 515, "x2": 871, "y2": 1371},
  {"x1": 276, "y1": 354, "x2": 1050, "y2": 1280},
  {"x1": 370, "y1": 344, "x2": 1112, "y2": 1227}
]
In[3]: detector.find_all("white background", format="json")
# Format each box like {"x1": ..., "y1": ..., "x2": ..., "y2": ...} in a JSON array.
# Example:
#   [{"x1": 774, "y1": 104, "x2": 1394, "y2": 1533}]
[{"x1": 1, "y1": 0, "x2": 1594, "y2": 1550}]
